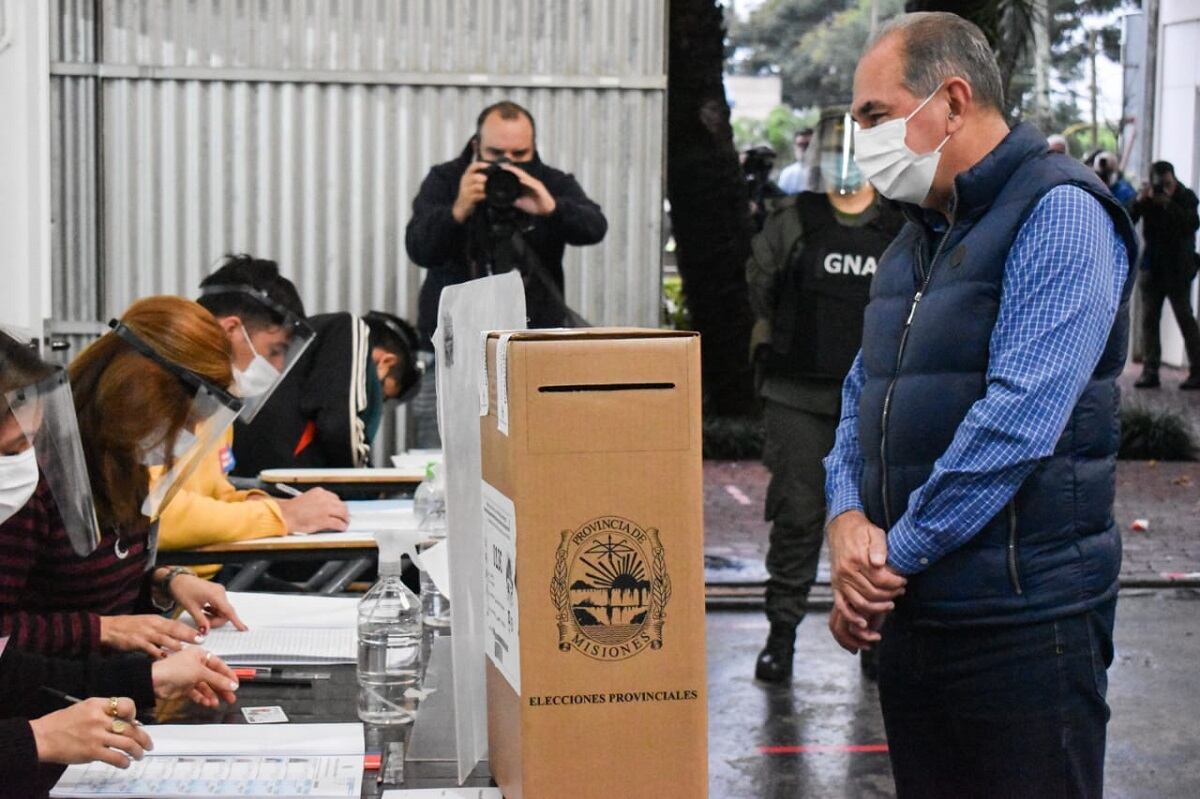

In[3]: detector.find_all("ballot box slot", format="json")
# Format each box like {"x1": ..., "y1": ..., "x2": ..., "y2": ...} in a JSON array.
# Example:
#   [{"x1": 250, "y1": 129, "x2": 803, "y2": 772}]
[{"x1": 538, "y1": 382, "x2": 677, "y2": 393}]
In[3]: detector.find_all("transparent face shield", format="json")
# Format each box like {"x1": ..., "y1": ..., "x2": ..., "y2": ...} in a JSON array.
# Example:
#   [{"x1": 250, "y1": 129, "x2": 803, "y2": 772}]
[
  {"x1": 110, "y1": 322, "x2": 243, "y2": 565},
  {"x1": 199, "y1": 284, "x2": 315, "y2": 422},
  {"x1": 4, "y1": 369, "x2": 103, "y2": 557},
  {"x1": 805, "y1": 109, "x2": 867, "y2": 196}
]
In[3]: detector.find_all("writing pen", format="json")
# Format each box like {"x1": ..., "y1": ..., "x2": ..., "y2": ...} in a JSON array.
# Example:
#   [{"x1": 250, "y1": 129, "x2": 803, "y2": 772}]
[
  {"x1": 39, "y1": 686, "x2": 143, "y2": 726},
  {"x1": 236, "y1": 676, "x2": 313, "y2": 688},
  {"x1": 232, "y1": 668, "x2": 326, "y2": 687},
  {"x1": 274, "y1": 482, "x2": 303, "y2": 497},
  {"x1": 232, "y1": 667, "x2": 331, "y2": 679}
]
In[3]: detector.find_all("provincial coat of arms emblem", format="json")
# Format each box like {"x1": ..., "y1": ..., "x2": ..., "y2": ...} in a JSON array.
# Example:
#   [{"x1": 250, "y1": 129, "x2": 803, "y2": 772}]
[{"x1": 551, "y1": 516, "x2": 671, "y2": 661}]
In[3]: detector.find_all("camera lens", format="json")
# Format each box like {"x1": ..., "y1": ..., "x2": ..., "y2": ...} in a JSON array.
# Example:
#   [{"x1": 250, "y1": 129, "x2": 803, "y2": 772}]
[{"x1": 484, "y1": 164, "x2": 522, "y2": 209}]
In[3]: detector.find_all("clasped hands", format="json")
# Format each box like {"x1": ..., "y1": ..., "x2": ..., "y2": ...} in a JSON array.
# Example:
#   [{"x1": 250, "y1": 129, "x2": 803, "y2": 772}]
[{"x1": 826, "y1": 510, "x2": 906, "y2": 654}]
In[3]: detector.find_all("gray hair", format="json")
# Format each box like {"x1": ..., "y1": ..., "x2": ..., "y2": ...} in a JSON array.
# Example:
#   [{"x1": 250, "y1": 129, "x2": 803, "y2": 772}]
[{"x1": 871, "y1": 12, "x2": 1005, "y2": 113}]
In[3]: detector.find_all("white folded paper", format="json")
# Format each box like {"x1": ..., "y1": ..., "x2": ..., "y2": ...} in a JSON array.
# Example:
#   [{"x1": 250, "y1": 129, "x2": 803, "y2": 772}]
[{"x1": 53, "y1": 723, "x2": 365, "y2": 798}]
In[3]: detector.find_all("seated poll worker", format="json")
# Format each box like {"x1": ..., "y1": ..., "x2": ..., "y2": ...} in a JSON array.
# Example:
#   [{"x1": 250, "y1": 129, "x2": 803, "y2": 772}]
[
  {"x1": 231, "y1": 309, "x2": 423, "y2": 478},
  {"x1": 0, "y1": 330, "x2": 241, "y2": 794},
  {"x1": 153, "y1": 256, "x2": 349, "y2": 573},
  {"x1": 0, "y1": 297, "x2": 246, "y2": 658}
]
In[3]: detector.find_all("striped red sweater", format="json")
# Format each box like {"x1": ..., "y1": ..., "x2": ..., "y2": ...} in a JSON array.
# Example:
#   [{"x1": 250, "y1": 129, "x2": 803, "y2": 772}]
[{"x1": 0, "y1": 481, "x2": 155, "y2": 656}]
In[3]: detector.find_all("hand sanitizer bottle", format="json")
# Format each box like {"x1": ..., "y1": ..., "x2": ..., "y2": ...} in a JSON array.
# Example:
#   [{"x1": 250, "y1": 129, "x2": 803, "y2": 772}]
[{"x1": 357, "y1": 529, "x2": 423, "y2": 725}]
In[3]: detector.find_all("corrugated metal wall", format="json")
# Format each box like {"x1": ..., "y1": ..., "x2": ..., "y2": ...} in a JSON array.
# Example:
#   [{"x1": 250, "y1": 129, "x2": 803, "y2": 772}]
[{"x1": 48, "y1": 0, "x2": 667, "y2": 453}]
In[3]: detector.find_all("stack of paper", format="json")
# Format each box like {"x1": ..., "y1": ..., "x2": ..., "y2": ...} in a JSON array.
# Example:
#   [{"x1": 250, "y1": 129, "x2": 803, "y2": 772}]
[
  {"x1": 261, "y1": 467, "x2": 426, "y2": 482},
  {"x1": 52, "y1": 723, "x2": 364, "y2": 798},
  {"x1": 390, "y1": 451, "x2": 443, "y2": 471},
  {"x1": 201, "y1": 627, "x2": 358, "y2": 666},
  {"x1": 223, "y1": 500, "x2": 426, "y2": 545},
  {"x1": 192, "y1": 593, "x2": 359, "y2": 666},
  {"x1": 344, "y1": 499, "x2": 422, "y2": 533}
]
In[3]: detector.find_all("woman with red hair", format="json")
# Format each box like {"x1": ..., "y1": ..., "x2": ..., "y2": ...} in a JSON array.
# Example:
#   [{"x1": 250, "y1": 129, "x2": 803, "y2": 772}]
[
  {"x1": 0, "y1": 327, "x2": 241, "y2": 794},
  {"x1": 0, "y1": 296, "x2": 247, "y2": 658}
]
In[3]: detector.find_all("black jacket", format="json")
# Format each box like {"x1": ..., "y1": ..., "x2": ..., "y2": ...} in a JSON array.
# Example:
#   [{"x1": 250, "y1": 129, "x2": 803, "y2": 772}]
[
  {"x1": 0, "y1": 647, "x2": 154, "y2": 797},
  {"x1": 232, "y1": 312, "x2": 373, "y2": 477},
  {"x1": 1132, "y1": 184, "x2": 1199, "y2": 286},
  {"x1": 405, "y1": 143, "x2": 608, "y2": 347}
]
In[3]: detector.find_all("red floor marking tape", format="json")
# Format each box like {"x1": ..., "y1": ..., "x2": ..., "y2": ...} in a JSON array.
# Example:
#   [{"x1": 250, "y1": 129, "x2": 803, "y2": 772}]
[{"x1": 760, "y1": 744, "x2": 890, "y2": 755}]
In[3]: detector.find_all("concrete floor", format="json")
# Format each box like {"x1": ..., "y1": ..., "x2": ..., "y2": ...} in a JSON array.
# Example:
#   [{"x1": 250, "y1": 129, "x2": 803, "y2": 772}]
[{"x1": 707, "y1": 588, "x2": 1200, "y2": 798}]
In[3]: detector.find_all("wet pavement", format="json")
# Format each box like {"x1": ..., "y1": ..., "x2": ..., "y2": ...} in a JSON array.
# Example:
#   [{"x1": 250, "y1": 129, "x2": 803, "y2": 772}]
[
  {"x1": 706, "y1": 588, "x2": 1200, "y2": 798},
  {"x1": 707, "y1": 611, "x2": 891, "y2": 798},
  {"x1": 701, "y1": 363, "x2": 1199, "y2": 795},
  {"x1": 704, "y1": 365, "x2": 1200, "y2": 590},
  {"x1": 1117, "y1": 364, "x2": 1200, "y2": 430}
]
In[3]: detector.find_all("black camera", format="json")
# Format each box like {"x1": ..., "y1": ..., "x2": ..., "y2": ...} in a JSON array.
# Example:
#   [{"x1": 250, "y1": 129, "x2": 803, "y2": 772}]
[
  {"x1": 483, "y1": 158, "x2": 522, "y2": 209},
  {"x1": 1151, "y1": 174, "x2": 1165, "y2": 195},
  {"x1": 742, "y1": 146, "x2": 777, "y2": 185}
]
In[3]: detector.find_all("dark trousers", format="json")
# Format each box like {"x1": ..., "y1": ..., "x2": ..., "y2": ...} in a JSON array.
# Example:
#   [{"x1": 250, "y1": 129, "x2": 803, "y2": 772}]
[
  {"x1": 762, "y1": 399, "x2": 837, "y2": 628},
  {"x1": 1140, "y1": 274, "x2": 1200, "y2": 375},
  {"x1": 878, "y1": 598, "x2": 1116, "y2": 799}
]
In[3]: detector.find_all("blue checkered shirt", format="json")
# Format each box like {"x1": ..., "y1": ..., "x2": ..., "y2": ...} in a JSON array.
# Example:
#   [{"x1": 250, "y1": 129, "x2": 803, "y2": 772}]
[{"x1": 824, "y1": 185, "x2": 1130, "y2": 575}]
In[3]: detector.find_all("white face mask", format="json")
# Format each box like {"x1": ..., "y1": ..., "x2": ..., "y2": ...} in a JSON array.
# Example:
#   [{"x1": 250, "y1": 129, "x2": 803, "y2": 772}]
[
  {"x1": 853, "y1": 85, "x2": 952, "y2": 205},
  {"x1": 232, "y1": 324, "x2": 281, "y2": 399},
  {"x1": 0, "y1": 447, "x2": 39, "y2": 524},
  {"x1": 140, "y1": 428, "x2": 199, "y2": 467}
]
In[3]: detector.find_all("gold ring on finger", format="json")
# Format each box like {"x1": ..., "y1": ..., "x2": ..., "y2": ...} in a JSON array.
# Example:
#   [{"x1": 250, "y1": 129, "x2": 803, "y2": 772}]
[
  {"x1": 111, "y1": 719, "x2": 128, "y2": 735},
  {"x1": 108, "y1": 697, "x2": 120, "y2": 717}
]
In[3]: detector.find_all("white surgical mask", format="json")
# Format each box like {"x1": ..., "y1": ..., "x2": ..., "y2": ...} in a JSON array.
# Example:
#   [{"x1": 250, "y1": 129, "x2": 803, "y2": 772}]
[
  {"x1": 853, "y1": 85, "x2": 952, "y2": 205},
  {"x1": 140, "y1": 428, "x2": 198, "y2": 467},
  {"x1": 232, "y1": 324, "x2": 281, "y2": 398},
  {"x1": 0, "y1": 447, "x2": 39, "y2": 524}
]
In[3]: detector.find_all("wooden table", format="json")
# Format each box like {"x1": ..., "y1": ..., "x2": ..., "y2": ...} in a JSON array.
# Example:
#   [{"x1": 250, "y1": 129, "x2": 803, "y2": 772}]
[
  {"x1": 262, "y1": 468, "x2": 426, "y2": 499},
  {"x1": 156, "y1": 532, "x2": 381, "y2": 566}
]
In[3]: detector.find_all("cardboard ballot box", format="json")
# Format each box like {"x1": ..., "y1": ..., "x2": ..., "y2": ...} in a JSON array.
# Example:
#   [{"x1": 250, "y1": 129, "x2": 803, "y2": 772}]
[{"x1": 480, "y1": 329, "x2": 708, "y2": 799}]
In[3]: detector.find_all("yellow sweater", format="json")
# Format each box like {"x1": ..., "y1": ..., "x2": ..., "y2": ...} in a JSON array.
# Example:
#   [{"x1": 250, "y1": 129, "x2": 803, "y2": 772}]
[{"x1": 149, "y1": 428, "x2": 287, "y2": 579}]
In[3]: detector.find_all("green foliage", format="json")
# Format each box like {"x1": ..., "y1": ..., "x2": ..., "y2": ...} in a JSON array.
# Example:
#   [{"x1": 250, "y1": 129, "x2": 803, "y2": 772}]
[
  {"x1": 1119, "y1": 407, "x2": 1198, "y2": 462},
  {"x1": 733, "y1": 0, "x2": 1137, "y2": 145},
  {"x1": 1048, "y1": 0, "x2": 1127, "y2": 83},
  {"x1": 732, "y1": 105, "x2": 818, "y2": 159},
  {"x1": 1064, "y1": 124, "x2": 1119, "y2": 159},
  {"x1": 730, "y1": 0, "x2": 906, "y2": 110},
  {"x1": 702, "y1": 414, "x2": 765, "y2": 460},
  {"x1": 661, "y1": 274, "x2": 692, "y2": 331}
]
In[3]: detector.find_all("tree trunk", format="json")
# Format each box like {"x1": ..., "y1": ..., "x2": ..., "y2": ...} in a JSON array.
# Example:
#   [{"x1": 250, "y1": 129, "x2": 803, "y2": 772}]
[{"x1": 667, "y1": 0, "x2": 756, "y2": 416}]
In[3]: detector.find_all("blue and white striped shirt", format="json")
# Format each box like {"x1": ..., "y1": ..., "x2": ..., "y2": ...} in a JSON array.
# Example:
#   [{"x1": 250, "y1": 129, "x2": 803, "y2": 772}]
[{"x1": 824, "y1": 185, "x2": 1129, "y2": 575}]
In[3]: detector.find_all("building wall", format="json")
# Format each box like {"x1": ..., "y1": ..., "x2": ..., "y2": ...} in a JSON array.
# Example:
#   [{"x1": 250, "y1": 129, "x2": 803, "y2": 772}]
[
  {"x1": 47, "y1": 0, "x2": 667, "y2": 453},
  {"x1": 724, "y1": 74, "x2": 783, "y2": 123},
  {"x1": 0, "y1": 0, "x2": 51, "y2": 336},
  {"x1": 1152, "y1": 0, "x2": 1200, "y2": 368}
]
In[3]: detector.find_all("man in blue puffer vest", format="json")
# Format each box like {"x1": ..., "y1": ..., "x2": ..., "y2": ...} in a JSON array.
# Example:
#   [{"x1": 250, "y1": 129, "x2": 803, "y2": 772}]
[{"x1": 822, "y1": 13, "x2": 1138, "y2": 799}]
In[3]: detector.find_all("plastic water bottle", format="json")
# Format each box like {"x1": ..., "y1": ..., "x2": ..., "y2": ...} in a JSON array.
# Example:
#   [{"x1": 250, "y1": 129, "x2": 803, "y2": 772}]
[
  {"x1": 414, "y1": 463, "x2": 451, "y2": 631},
  {"x1": 357, "y1": 529, "x2": 423, "y2": 725}
]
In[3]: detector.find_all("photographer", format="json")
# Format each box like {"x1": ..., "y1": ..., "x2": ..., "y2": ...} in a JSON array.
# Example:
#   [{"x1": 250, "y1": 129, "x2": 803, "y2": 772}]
[
  {"x1": 1131, "y1": 160, "x2": 1200, "y2": 390},
  {"x1": 741, "y1": 145, "x2": 786, "y2": 233},
  {"x1": 405, "y1": 101, "x2": 608, "y2": 349}
]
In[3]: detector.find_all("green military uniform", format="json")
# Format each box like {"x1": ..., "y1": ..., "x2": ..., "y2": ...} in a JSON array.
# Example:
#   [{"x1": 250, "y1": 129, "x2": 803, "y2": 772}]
[{"x1": 747, "y1": 191, "x2": 903, "y2": 679}]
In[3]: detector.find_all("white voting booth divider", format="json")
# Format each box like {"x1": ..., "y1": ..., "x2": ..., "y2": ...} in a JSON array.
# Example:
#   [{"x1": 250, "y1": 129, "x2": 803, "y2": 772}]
[{"x1": 432, "y1": 273, "x2": 527, "y2": 784}]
